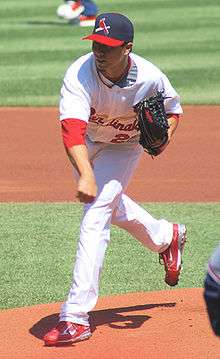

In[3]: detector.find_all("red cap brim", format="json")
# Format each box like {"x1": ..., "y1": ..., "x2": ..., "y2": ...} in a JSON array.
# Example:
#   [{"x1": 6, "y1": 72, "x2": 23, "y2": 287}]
[{"x1": 82, "y1": 34, "x2": 124, "y2": 47}]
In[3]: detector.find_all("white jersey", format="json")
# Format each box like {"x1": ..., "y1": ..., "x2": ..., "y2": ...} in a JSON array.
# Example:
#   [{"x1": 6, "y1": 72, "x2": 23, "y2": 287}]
[{"x1": 59, "y1": 52, "x2": 183, "y2": 144}]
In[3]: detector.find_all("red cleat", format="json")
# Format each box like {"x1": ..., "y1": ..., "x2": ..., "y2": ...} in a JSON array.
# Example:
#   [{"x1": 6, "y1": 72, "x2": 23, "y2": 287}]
[
  {"x1": 44, "y1": 321, "x2": 91, "y2": 346},
  {"x1": 71, "y1": 1, "x2": 85, "y2": 18},
  {"x1": 159, "y1": 224, "x2": 187, "y2": 286}
]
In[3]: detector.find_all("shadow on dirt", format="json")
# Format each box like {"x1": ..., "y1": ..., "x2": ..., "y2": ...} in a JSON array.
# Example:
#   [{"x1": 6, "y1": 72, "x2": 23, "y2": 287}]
[{"x1": 29, "y1": 301, "x2": 176, "y2": 340}]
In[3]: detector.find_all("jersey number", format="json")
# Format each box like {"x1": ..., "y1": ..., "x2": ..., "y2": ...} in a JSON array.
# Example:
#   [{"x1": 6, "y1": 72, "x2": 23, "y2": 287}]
[{"x1": 111, "y1": 134, "x2": 130, "y2": 143}]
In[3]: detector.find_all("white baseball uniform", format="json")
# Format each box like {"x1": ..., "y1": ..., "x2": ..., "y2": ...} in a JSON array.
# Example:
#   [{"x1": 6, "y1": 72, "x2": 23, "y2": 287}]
[{"x1": 59, "y1": 52, "x2": 183, "y2": 325}]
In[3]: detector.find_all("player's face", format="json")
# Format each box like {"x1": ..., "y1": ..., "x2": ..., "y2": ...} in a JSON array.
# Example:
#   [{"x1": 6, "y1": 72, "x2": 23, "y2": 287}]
[{"x1": 92, "y1": 41, "x2": 132, "y2": 73}]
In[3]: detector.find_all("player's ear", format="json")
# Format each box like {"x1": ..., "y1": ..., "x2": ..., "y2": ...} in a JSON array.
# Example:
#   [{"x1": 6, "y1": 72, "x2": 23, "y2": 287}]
[{"x1": 124, "y1": 42, "x2": 133, "y2": 55}]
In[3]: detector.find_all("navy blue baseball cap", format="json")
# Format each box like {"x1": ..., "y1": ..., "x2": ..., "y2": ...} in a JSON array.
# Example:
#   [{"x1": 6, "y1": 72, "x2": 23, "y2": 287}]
[{"x1": 82, "y1": 12, "x2": 134, "y2": 47}]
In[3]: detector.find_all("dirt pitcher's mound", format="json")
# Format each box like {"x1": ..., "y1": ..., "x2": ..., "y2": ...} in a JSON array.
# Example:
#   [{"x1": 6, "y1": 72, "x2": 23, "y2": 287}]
[{"x1": 0, "y1": 288, "x2": 220, "y2": 359}]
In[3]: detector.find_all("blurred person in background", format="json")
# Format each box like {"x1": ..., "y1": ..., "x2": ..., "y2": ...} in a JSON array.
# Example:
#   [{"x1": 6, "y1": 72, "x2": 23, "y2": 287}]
[
  {"x1": 56, "y1": 0, "x2": 98, "y2": 26},
  {"x1": 204, "y1": 244, "x2": 220, "y2": 337}
]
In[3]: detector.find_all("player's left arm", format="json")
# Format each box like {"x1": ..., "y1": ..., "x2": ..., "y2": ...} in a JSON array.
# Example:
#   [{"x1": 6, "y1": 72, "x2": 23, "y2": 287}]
[
  {"x1": 154, "y1": 114, "x2": 180, "y2": 155},
  {"x1": 167, "y1": 114, "x2": 180, "y2": 141}
]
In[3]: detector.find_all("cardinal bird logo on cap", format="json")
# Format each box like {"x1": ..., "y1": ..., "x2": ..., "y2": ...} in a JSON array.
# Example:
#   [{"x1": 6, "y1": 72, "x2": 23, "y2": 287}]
[{"x1": 95, "y1": 18, "x2": 110, "y2": 34}]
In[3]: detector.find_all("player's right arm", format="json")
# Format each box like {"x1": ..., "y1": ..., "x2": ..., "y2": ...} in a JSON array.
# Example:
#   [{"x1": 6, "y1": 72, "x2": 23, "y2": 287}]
[
  {"x1": 59, "y1": 57, "x2": 97, "y2": 202},
  {"x1": 61, "y1": 118, "x2": 97, "y2": 203}
]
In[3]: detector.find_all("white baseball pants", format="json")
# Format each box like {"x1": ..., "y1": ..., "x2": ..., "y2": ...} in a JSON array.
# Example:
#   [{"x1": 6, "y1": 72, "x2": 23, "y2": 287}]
[{"x1": 60, "y1": 139, "x2": 173, "y2": 325}]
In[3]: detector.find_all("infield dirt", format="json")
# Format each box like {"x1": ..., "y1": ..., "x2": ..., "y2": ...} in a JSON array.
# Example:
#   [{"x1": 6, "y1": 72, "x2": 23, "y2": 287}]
[{"x1": 0, "y1": 106, "x2": 219, "y2": 202}]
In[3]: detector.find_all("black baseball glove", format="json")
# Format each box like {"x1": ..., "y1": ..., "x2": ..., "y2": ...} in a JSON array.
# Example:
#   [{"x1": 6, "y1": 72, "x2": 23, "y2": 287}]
[{"x1": 135, "y1": 91, "x2": 170, "y2": 156}]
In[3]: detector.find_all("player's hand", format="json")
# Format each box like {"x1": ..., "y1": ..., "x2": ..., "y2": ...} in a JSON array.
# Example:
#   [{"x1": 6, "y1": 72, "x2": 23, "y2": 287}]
[{"x1": 77, "y1": 174, "x2": 97, "y2": 203}]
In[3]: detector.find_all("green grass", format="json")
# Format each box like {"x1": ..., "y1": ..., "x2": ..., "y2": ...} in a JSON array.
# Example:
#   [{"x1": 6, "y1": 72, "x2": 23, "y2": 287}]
[
  {"x1": 1, "y1": 202, "x2": 219, "y2": 309},
  {"x1": 0, "y1": 0, "x2": 219, "y2": 105}
]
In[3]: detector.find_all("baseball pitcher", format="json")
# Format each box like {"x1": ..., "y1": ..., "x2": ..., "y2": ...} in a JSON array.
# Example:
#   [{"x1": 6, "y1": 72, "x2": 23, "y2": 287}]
[{"x1": 44, "y1": 12, "x2": 187, "y2": 346}]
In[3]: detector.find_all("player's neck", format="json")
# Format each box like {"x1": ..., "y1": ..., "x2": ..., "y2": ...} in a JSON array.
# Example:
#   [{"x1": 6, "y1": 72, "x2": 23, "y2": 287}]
[{"x1": 100, "y1": 56, "x2": 130, "y2": 83}]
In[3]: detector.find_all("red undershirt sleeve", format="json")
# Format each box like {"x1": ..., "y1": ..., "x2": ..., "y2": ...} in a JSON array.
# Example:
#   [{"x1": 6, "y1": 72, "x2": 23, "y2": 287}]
[{"x1": 61, "y1": 118, "x2": 87, "y2": 148}]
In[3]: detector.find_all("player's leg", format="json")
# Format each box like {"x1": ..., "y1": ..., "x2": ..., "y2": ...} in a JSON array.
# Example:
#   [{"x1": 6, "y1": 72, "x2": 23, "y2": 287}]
[
  {"x1": 111, "y1": 194, "x2": 187, "y2": 286},
  {"x1": 44, "y1": 186, "x2": 112, "y2": 345},
  {"x1": 59, "y1": 141, "x2": 143, "y2": 323},
  {"x1": 112, "y1": 194, "x2": 173, "y2": 252},
  {"x1": 42, "y1": 141, "x2": 145, "y2": 345}
]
